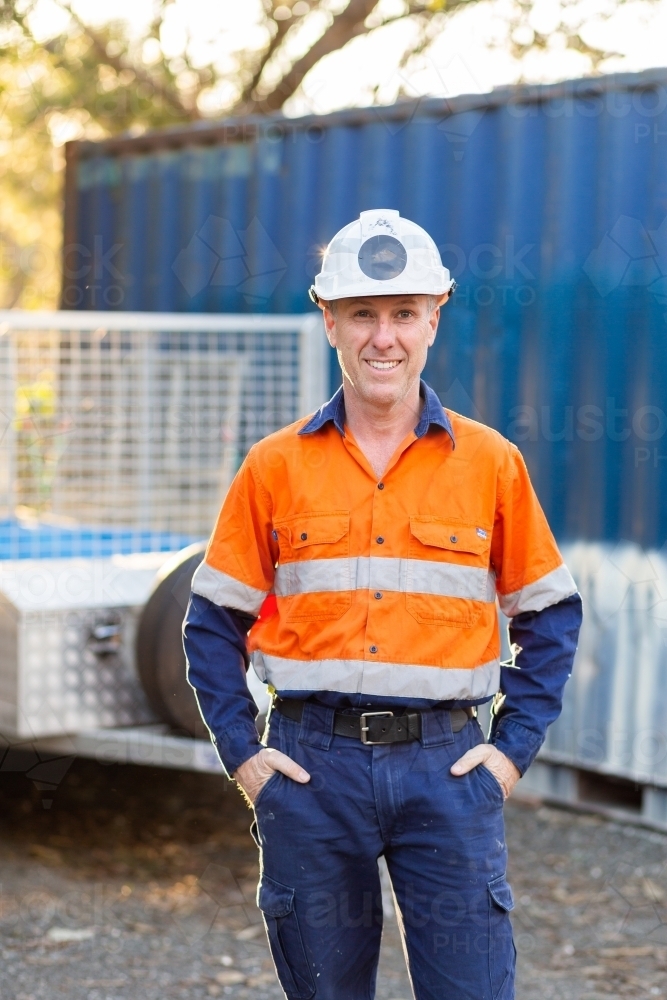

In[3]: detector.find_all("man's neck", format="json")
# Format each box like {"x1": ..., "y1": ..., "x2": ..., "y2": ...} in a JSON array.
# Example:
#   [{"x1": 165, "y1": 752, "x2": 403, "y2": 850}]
[{"x1": 342, "y1": 380, "x2": 423, "y2": 478}]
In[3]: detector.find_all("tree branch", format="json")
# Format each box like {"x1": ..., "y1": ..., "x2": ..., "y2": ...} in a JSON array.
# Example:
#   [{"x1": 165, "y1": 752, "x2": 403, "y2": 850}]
[
  {"x1": 247, "y1": 0, "x2": 381, "y2": 112},
  {"x1": 238, "y1": 13, "x2": 293, "y2": 107}
]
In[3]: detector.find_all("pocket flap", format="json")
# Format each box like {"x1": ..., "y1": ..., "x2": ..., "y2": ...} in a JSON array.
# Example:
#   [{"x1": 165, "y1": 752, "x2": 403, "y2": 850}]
[
  {"x1": 285, "y1": 512, "x2": 350, "y2": 548},
  {"x1": 488, "y1": 875, "x2": 515, "y2": 912},
  {"x1": 410, "y1": 517, "x2": 490, "y2": 555},
  {"x1": 257, "y1": 873, "x2": 295, "y2": 918}
]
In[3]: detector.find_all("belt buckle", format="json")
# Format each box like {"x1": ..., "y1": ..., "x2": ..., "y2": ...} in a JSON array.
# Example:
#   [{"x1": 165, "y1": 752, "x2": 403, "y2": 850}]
[{"x1": 360, "y1": 710, "x2": 394, "y2": 744}]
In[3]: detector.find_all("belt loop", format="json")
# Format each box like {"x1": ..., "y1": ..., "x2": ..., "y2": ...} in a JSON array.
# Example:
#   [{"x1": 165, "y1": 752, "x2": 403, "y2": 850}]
[
  {"x1": 298, "y1": 702, "x2": 335, "y2": 750},
  {"x1": 420, "y1": 709, "x2": 454, "y2": 747}
]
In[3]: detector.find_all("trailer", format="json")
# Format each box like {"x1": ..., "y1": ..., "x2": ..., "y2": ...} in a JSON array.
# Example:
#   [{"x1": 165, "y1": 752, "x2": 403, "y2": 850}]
[{"x1": 0, "y1": 309, "x2": 324, "y2": 789}]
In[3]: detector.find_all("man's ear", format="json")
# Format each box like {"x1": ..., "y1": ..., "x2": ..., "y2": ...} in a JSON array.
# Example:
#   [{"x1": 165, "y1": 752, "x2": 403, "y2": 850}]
[
  {"x1": 427, "y1": 296, "x2": 444, "y2": 346},
  {"x1": 320, "y1": 301, "x2": 337, "y2": 347}
]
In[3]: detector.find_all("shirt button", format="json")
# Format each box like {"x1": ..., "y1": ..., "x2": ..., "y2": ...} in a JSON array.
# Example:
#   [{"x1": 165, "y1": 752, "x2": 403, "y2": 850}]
[
  {"x1": 301, "y1": 532, "x2": 308, "y2": 541},
  {"x1": 374, "y1": 592, "x2": 382, "y2": 600},
  {"x1": 450, "y1": 535, "x2": 458, "y2": 543},
  {"x1": 376, "y1": 536, "x2": 384, "y2": 544},
  {"x1": 272, "y1": 530, "x2": 278, "y2": 540},
  {"x1": 377, "y1": 482, "x2": 385, "y2": 490},
  {"x1": 369, "y1": 645, "x2": 378, "y2": 654}
]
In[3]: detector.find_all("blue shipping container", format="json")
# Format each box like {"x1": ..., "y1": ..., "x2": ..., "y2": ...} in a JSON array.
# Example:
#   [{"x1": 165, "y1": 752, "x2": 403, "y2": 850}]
[{"x1": 63, "y1": 69, "x2": 667, "y2": 550}]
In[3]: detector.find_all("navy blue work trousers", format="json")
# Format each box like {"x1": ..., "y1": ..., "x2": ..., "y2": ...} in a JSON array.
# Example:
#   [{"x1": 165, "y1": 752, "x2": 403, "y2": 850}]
[{"x1": 251, "y1": 704, "x2": 516, "y2": 1000}]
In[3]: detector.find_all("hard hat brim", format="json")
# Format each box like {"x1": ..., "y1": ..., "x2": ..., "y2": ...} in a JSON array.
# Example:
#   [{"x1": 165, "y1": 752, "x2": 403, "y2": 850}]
[
  {"x1": 309, "y1": 281, "x2": 456, "y2": 307},
  {"x1": 312, "y1": 279, "x2": 455, "y2": 302}
]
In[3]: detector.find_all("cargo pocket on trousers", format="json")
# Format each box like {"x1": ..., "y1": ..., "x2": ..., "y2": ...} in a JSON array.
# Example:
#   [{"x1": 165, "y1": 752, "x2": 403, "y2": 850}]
[
  {"x1": 488, "y1": 874, "x2": 516, "y2": 1000},
  {"x1": 258, "y1": 873, "x2": 315, "y2": 1000}
]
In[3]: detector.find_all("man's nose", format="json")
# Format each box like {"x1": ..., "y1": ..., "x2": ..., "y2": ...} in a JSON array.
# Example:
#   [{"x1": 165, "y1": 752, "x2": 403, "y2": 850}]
[{"x1": 370, "y1": 318, "x2": 396, "y2": 349}]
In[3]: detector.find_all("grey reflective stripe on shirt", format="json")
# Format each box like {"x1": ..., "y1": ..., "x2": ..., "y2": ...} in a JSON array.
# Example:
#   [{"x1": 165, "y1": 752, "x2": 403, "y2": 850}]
[
  {"x1": 275, "y1": 556, "x2": 495, "y2": 602},
  {"x1": 497, "y1": 563, "x2": 577, "y2": 617},
  {"x1": 252, "y1": 652, "x2": 500, "y2": 701},
  {"x1": 191, "y1": 561, "x2": 268, "y2": 616}
]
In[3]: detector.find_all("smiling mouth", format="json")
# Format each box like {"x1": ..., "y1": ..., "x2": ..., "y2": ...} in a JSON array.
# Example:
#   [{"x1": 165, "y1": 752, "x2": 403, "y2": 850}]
[{"x1": 365, "y1": 359, "x2": 402, "y2": 370}]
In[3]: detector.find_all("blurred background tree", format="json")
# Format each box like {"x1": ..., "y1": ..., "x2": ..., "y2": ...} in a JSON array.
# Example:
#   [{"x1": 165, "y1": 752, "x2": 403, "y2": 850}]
[{"x1": 0, "y1": 0, "x2": 659, "y2": 308}]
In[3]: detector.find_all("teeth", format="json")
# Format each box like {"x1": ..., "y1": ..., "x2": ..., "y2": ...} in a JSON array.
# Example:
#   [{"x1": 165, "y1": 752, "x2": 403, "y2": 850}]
[{"x1": 367, "y1": 360, "x2": 401, "y2": 369}]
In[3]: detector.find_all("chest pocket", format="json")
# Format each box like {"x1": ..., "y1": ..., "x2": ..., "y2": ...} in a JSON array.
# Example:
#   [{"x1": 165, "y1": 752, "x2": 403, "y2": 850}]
[
  {"x1": 406, "y1": 517, "x2": 493, "y2": 626},
  {"x1": 274, "y1": 511, "x2": 352, "y2": 622}
]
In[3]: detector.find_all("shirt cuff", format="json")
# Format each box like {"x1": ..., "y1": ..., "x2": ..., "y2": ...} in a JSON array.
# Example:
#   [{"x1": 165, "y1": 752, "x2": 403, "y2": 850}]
[
  {"x1": 212, "y1": 725, "x2": 262, "y2": 778},
  {"x1": 491, "y1": 718, "x2": 544, "y2": 776}
]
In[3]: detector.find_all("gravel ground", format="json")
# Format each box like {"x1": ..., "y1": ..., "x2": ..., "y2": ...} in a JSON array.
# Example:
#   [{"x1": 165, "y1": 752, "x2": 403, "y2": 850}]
[{"x1": 1, "y1": 757, "x2": 667, "y2": 1000}]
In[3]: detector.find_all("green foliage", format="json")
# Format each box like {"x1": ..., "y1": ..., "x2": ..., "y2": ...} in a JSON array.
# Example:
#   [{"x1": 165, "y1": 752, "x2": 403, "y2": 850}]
[{"x1": 0, "y1": 1, "x2": 213, "y2": 308}]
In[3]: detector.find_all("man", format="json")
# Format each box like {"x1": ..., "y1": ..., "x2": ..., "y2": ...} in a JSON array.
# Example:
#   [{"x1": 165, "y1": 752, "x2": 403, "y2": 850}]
[{"x1": 184, "y1": 209, "x2": 582, "y2": 1000}]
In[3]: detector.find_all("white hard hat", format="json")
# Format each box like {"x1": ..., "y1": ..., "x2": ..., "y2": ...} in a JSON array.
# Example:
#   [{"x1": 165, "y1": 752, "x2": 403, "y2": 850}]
[{"x1": 310, "y1": 209, "x2": 455, "y2": 304}]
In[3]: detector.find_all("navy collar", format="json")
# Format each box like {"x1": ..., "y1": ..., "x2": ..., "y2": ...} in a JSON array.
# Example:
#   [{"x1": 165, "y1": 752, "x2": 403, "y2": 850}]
[{"x1": 299, "y1": 379, "x2": 455, "y2": 446}]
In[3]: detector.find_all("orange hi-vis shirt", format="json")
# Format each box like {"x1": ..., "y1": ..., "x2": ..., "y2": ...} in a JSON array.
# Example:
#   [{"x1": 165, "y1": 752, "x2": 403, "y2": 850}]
[{"x1": 191, "y1": 382, "x2": 577, "y2": 703}]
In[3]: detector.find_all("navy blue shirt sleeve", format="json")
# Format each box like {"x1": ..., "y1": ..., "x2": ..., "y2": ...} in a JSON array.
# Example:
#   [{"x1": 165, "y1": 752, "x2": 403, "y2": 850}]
[
  {"x1": 183, "y1": 593, "x2": 261, "y2": 778},
  {"x1": 490, "y1": 592, "x2": 583, "y2": 774}
]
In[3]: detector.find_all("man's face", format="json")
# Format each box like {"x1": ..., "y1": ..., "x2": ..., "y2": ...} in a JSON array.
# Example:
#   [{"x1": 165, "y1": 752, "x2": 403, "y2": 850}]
[{"x1": 322, "y1": 294, "x2": 443, "y2": 411}]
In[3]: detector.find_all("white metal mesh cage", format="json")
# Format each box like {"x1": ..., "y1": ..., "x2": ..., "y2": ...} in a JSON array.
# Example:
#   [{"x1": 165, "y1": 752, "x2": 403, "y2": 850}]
[{"x1": 0, "y1": 311, "x2": 326, "y2": 556}]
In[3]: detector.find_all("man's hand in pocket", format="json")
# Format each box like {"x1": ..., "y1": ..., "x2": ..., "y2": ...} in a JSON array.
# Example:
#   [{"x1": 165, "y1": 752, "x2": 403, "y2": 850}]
[
  {"x1": 233, "y1": 747, "x2": 310, "y2": 804},
  {"x1": 450, "y1": 744, "x2": 520, "y2": 800}
]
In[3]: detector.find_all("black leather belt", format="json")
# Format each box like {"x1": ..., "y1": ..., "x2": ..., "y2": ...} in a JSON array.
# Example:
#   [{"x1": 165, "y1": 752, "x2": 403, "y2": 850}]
[{"x1": 273, "y1": 698, "x2": 474, "y2": 745}]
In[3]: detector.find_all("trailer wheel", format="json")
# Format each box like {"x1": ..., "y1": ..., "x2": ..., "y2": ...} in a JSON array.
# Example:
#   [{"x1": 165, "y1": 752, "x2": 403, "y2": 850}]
[{"x1": 136, "y1": 542, "x2": 208, "y2": 738}]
